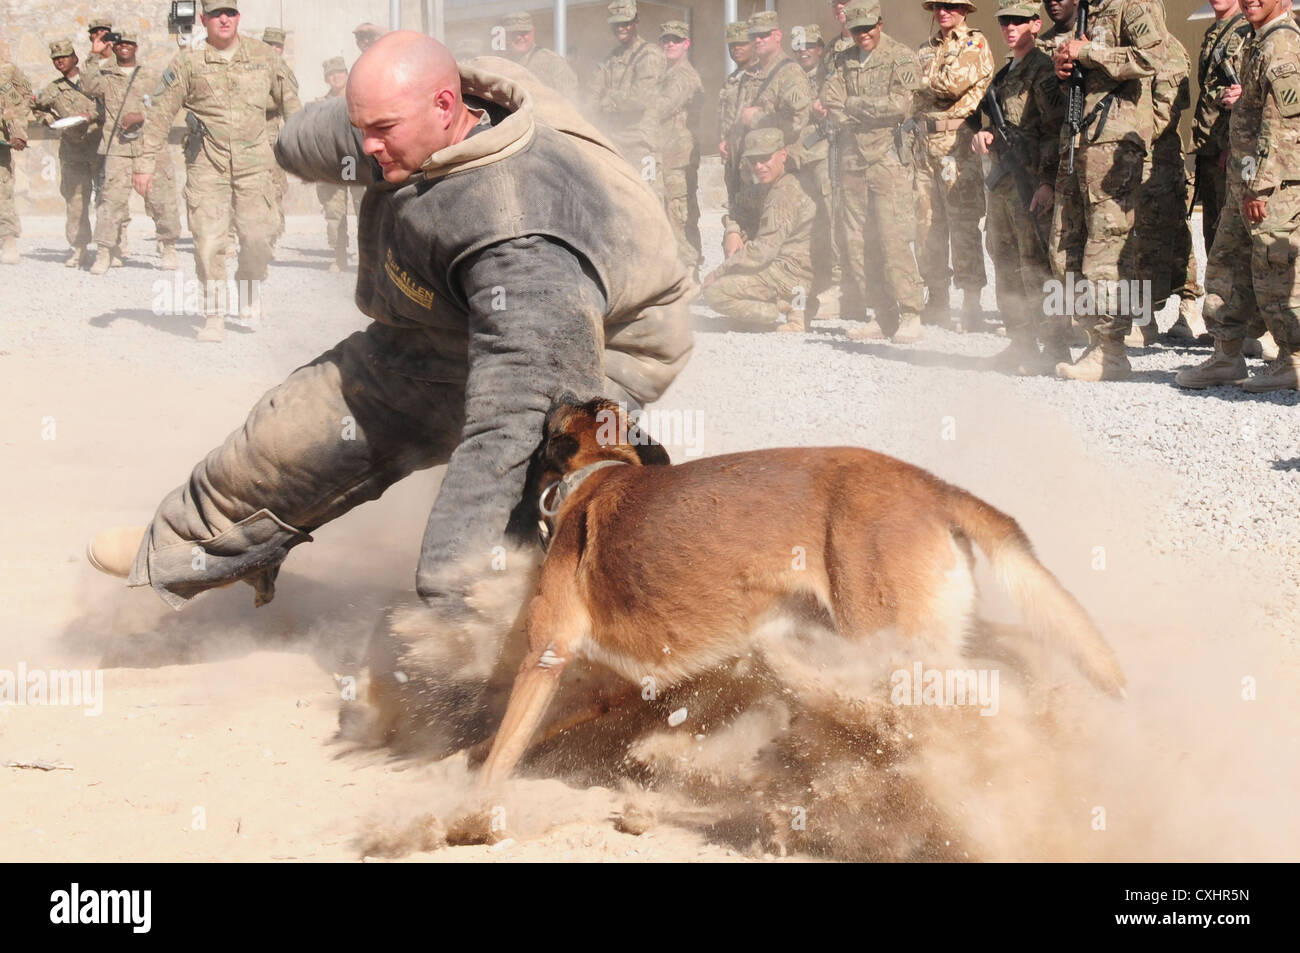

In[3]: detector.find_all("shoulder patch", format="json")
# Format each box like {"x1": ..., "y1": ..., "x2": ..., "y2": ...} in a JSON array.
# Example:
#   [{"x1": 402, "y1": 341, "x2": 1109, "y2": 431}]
[
  {"x1": 160, "y1": 65, "x2": 178, "y2": 88},
  {"x1": 1122, "y1": 3, "x2": 1161, "y2": 47},
  {"x1": 1270, "y1": 68, "x2": 1300, "y2": 117},
  {"x1": 897, "y1": 64, "x2": 917, "y2": 88}
]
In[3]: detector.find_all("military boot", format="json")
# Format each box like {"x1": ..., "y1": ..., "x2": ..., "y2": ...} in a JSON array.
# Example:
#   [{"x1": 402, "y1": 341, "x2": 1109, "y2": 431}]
[
  {"x1": 1260, "y1": 332, "x2": 1280, "y2": 361},
  {"x1": 1123, "y1": 318, "x2": 1159, "y2": 348},
  {"x1": 329, "y1": 245, "x2": 348, "y2": 273},
  {"x1": 815, "y1": 286, "x2": 841, "y2": 320},
  {"x1": 1, "y1": 237, "x2": 18, "y2": 264},
  {"x1": 1240, "y1": 346, "x2": 1300, "y2": 393},
  {"x1": 921, "y1": 292, "x2": 949, "y2": 326},
  {"x1": 891, "y1": 311, "x2": 922, "y2": 344},
  {"x1": 776, "y1": 309, "x2": 806, "y2": 333},
  {"x1": 89, "y1": 245, "x2": 113, "y2": 275},
  {"x1": 1055, "y1": 336, "x2": 1132, "y2": 381},
  {"x1": 847, "y1": 318, "x2": 886, "y2": 341},
  {"x1": 1173, "y1": 338, "x2": 1247, "y2": 389},
  {"x1": 86, "y1": 526, "x2": 146, "y2": 578},
  {"x1": 960, "y1": 295, "x2": 989, "y2": 333},
  {"x1": 158, "y1": 240, "x2": 179, "y2": 271},
  {"x1": 65, "y1": 245, "x2": 86, "y2": 269},
  {"x1": 197, "y1": 313, "x2": 225, "y2": 343},
  {"x1": 989, "y1": 336, "x2": 1041, "y2": 375},
  {"x1": 110, "y1": 248, "x2": 125, "y2": 268}
]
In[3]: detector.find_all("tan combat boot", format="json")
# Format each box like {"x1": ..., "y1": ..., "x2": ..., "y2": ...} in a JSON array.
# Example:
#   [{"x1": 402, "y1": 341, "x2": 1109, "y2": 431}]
[
  {"x1": 1173, "y1": 338, "x2": 1247, "y2": 389},
  {"x1": 1240, "y1": 346, "x2": 1300, "y2": 393},
  {"x1": 197, "y1": 313, "x2": 225, "y2": 342},
  {"x1": 921, "y1": 293, "x2": 948, "y2": 326},
  {"x1": 110, "y1": 248, "x2": 125, "y2": 268},
  {"x1": 847, "y1": 318, "x2": 886, "y2": 341},
  {"x1": 776, "y1": 309, "x2": 806, "y2": 333},
  {"x1": 65, "y1": 245, "x2": 86, "y2": 269},
  {"x1": 86, "y1": 526, "x2": 146, "y2": 578},
  {"x1": 158, "y1": 240, "x2": 179, "y2": 270},
  {"x1": 1123, "y1": 317, "x2": 1159, "y2": 347},
  {"x1": 1, "y1": 237, "x2": 18, "y2": 264},
  {"x1": 815, "y1": 286, "x2": 841, "y2": 320},
  {"x1": 89, "y1": 245, "x2": 113, "y2": 275},
  {"x1": 891, "y1": 311, "x2": 922, "y2": 344},
  {"x1": 1056, "y1": 336, "x2": 1132, "y2": 381}
]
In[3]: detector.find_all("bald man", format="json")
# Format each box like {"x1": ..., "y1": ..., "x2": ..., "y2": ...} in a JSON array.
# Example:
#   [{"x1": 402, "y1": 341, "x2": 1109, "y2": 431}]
[{"x1": 87, "y1": 35, "x2": 692, "y2": 641}]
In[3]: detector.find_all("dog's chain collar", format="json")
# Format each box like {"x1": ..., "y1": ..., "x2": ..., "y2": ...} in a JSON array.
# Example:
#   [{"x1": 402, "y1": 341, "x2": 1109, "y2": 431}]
[{"x1": 537, "y1": 459, "x2": 630, "y2": 551}]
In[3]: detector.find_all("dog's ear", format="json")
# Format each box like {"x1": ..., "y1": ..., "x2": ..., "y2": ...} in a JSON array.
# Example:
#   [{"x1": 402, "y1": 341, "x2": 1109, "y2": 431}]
[
  {"x1": 633, "y1": 440, "x2": 671, "y2": 467},
  {"x1": 585, "y1": 397, "x2": 672, "y2": 467}
]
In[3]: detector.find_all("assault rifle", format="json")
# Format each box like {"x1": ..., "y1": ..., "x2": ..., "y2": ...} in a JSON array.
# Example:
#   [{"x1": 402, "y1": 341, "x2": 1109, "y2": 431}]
[
  {"x1": 1065, "y1": 0, "x2": 1090, "y2": 175},
  {"x1": 981, "y1": 86, "x2": 1051, "y2": 256}
]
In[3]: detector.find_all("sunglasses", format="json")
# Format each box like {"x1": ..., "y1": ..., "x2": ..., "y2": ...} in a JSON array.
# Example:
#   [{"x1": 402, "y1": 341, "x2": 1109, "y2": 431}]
[
  {"x1": 997, "y1": 16, "x2": 1034, "y2": 25},
  {"x1": 932, "y1": 3, "x2": 968, "y2": 11},
  {"x1": 207, "y1": 9, "x2": 238, "y2": 19},
  {"x1": 850, "y1": 24, "x2": 879, "y2": 34},
  {"x1": 660, "y1": 36, "x2": 686, "y2": 44},
  {"x1": 752, "y1": 30, "x2": 775, "y2": 39}
]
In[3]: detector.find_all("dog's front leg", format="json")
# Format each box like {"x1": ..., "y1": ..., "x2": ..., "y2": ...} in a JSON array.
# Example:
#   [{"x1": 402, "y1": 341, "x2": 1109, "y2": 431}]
[{"x1": 476, "y1": 593, "x2": 586, "y2": 791}]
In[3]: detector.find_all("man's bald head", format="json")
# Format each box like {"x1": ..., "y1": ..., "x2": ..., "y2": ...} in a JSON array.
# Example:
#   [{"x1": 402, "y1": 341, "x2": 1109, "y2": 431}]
[{"x1": 348, "y1": 31, "x2": 479, "y2": 183}]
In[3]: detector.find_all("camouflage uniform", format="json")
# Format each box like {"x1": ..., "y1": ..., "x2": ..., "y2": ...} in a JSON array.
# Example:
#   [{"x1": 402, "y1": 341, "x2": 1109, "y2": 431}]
[
  {"x1": 1202, "y1": 13, "x2": 1300, "y2": 354},
  {"x1": 1135, "y1": 34, "x2": 1202, "y2": 314},
  {"x1": 503, "y1": 12, "x2": 580, "y2": 102},
  {"x1": 83, "y1": 53, "x2": 181, "y2": 260},
  {"x1": 1191, "y1": 11, "x2": 1251, "y2": 253},
  {"x1": 137, "y1": 29, "x2": 301, "y2": 320},
  {"x1": 704, "y1": 128, "x2": 816, "y2": 328},
  {"x1": 1049, "y1": 0, "x2": 1165, "y2": 346},
  {"x1": 787, "y1": 25, "x2": 840, "y2": 300},
  {"x1": 34, "y1": 46, "x2": 102, "y2": 253},
  {"x1": 262, "y1": 29, "x2": 295, "y2": 245},
  {"x1": 0, "y1": 61, "x2": 33, "y2": 245},
  {"x1": 312, "y1": 63, "x2": 363, "y2": 271},
  {"x1": 722, "y1": 12, "x2": 814, "y2": 254},
  {"x1": 718, "y1": 23, "x2": 757, "y2": 233},
  {"x1": 591, "y1": 2, "x2": 666, "y2": 178},
  {"x1": 913, "y1": 15, "x2": 994, "y2": 313},
  {"x1": 978, "y1": 39, "x2": 1065, "y2": 350},
  {"x1": 822, "y1": 20, "x2": 926, "y2": 332},
  {"x1": 656, "y1": 22, "x2": 702, "y2": 274}
]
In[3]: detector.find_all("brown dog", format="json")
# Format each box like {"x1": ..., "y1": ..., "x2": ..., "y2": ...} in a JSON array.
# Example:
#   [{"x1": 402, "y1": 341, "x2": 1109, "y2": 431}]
[{"x1": 476, "y1": 396, "x2": 1126, "y2": 788}]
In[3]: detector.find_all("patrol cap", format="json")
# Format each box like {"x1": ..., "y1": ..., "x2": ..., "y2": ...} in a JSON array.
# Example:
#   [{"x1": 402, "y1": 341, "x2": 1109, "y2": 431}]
[
  {"x1": 262, "y1": 27, "x2": 286, "y2": 46},
  {"x1": 201, "y1": 0, "x2": 239, "y2": 13},
  {"x1": 502, "y1": 12, "x2": 533, "y2": 31},
  {"x1": 800, "y1": 25, "x2": 825, "y2": 46},
  {"x1": 660, "y1": 20, "x2": 689, "y2": 40},
  {"x1": 742, "y1": 127, "x2": 785, "y2": 158},
  {"x1": 49, "y1": 38, "x2": 76, "y2": 58},
  {"x1": 113, "y1": 30, "x2": 139, "y2": 44},
  {"x1": 322, "y1": 55, "x2": 347, "y2": 77},
  {"x1": 748, "y1": 10, "x2": 779, "y2": 36},
  {"x1": 845, "y1": 1, "x2": 882, "y2": 29},
  {"x1": 922, "y1": 0, "x2": 976, "y2": 10},
  {"x1": 353, "y1": 21, "x2": 383, "y2": 35},
  {"x1": 89, "y1": 16, "x2": 112, "y2": 32},
  {"x1": 607, "y1": 1, "x2": 637, "y2": 24},
  {"x1": 725, "y1": 22, "x2": 750, "y2": 44},
  {"x1": 993, "y1": 0, "x2": 1039, "y2": 18}
]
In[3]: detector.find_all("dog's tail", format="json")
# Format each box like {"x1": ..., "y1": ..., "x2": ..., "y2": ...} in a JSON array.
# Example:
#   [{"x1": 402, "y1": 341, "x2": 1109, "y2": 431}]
[{"x1": 942, "y1": 485, "x2": 1126, "y2": 698}]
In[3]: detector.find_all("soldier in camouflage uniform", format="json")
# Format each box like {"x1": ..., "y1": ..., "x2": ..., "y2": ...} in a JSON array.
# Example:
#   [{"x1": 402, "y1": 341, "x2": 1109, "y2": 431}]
[
  {"x1": 591, "y1": 0, "x2": 665, "y2": 183},
  {"x1": 702, "y1": 127, "x2": 816, "y2": 332},
  {"x1": 823, "y1": 0, "x2": 927, "y2": 343},
  {"x1": 1128, "y1": 33, "x2": 1204, "y2": 346},
  {"x1": 973, "y1": 1, "x2": 1066, "y2": 373},
  {"x1": 262, "y1": 27, "x2": 294, "y2": 248},
  {"x1": 1049, "y1": 0, "x2": 1167, "y2": 382},
  {"x1": 83, "y1": 32, "x2": 182, "y2": 275},
  {"x1": 134, "y1": 0, "x2": 301, "y2": 342},
  {"x1": 722, "y1": 12, "x2": 815, "y2": 267},
  {"x1": 33, "y1": 40, "x2": 101, "y2": 269},
  {"x1": 314, "y1": 57, "x2": 364, "y2": 273},
  {"x1": 84, "y1": 17, "x2": 116, "y2": 81},
  {"x1": 656, "y1": 20, "x2": 703, "y2": 278},
  {"x1": 0, "y1": 57, "x2": 32, "y2": 265},
  {"x1": 502, "y1": 11, "x2": 580, "y2": 102},
  {"x1": 792, "y1": 25, "x2": 842, "y2": 319},
  {"x1": 913, "y1": 0, "x2": 994, "y2": 331},
  {"x1": 718, "y1": 22, "x2": 757, "y2": 243},
  {"x1": 1176, "y1": 0, "x2": 1300, "y2": 393}
]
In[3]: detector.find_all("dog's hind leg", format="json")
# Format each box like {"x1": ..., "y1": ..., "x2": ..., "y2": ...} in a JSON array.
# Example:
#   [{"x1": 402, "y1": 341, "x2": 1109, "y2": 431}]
[{"x1": 476, "y1": 591, "x2": 589, "y2": 791}]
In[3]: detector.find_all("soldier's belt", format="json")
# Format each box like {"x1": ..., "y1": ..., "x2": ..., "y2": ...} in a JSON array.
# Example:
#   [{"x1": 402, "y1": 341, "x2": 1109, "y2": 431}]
[{"x1": 922, "y1": 117, "x2": 971, "y2": 134}]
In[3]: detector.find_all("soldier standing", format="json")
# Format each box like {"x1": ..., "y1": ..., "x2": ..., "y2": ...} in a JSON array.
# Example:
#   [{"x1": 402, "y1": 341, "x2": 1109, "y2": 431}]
[
  {"x1": 33, "y1": 39, "x2": 101, "y2": 269},
  {"x1": 656, "y1": 20, "x2": 702, "y2": 278},
  {"x1": 501, "y1": 11, "x2": 579, "y2": 101},
  {"x1": 913, "y1": 0, "x2": 994, "y2": 332},
  {"x1": 793, "y1": 24, "x2": 842, "y2": 321},
  {"x1": 134, "y1": 0, "x2": 301, "y2": 343},
  {"x1": 718, "y1": 22, "x2": 757, "y2": 245},
  {"x1": 262, "y1": 27, "x2": 295, "y2": 248},
  {"x1": 1175, "y1": 0, "x2": 1300, "y2": 393},
  {"x1": 84, "y1": 17, "x2": 116, "y2": 80},
  {"x1": 591, "y1": 0, "x2": 666, "y2": 181},
  {"x1": 973, "y1": 1, "x2": 1065, "y2": 373},
  {"x1": 1050, "y1": 0, "x2": 1167, "y2": 381},
  {"x1": 0, "y1": 55, "x2": 32, "y2": 265},
  {"x1": 701, "y1": 127, "x2": 816, "y2": 332},
  {"x1": 84, "y1": 32, "x2": 182, "y2": 275},
  {"x1": 313, "y1": 57, "x2": 363, "y2": 273},
  {"x1": 822, "y1": 0, "x2": 927, "y2": 343}
]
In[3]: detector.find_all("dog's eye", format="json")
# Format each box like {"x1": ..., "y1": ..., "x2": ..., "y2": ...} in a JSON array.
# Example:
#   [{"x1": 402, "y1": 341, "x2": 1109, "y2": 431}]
[{"x1": 546, "y1": 433, "x2": 579, "y2": 468}]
